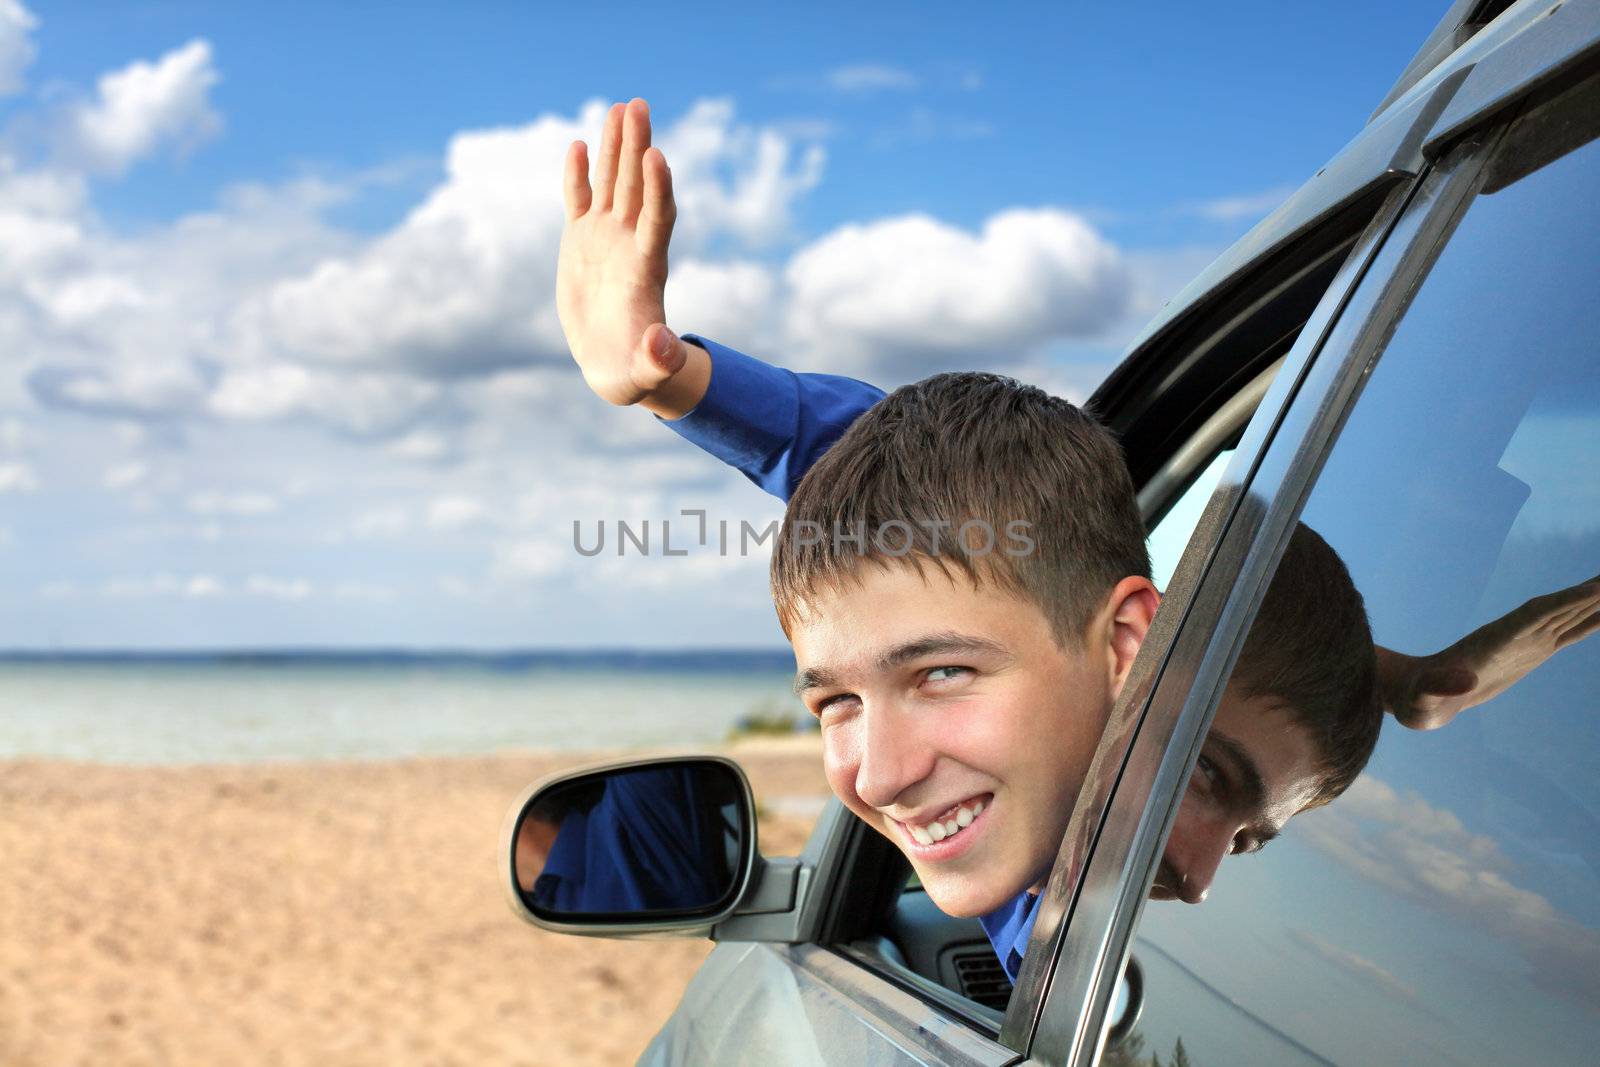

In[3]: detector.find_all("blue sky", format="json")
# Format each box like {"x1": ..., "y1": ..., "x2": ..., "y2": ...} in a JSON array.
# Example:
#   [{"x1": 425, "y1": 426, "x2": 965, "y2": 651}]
[{"x1": 0, "y1": 1, "x2": 1450, "y2": 649}]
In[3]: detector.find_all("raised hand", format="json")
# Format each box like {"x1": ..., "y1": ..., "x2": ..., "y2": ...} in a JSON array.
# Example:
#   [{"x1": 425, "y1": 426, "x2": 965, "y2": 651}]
[
  {"x1": 556, "y1": 99, "x2": 709, "y2": 417},
  {"x1": 1381, "y1": 572, "x2": 1600, "y2": 730}
]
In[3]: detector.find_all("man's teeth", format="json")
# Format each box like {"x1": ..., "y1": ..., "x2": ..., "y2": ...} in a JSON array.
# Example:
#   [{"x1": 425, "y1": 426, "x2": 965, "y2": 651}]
[{"x1": 909, "y1": 800, "x2": 984, "y2": 846}]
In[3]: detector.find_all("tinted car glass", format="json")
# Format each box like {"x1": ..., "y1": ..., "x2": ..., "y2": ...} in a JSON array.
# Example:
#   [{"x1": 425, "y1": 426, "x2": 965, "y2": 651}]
[{"x1": 1120, "y1": 80, "x2": 1600, "y2": 1066}]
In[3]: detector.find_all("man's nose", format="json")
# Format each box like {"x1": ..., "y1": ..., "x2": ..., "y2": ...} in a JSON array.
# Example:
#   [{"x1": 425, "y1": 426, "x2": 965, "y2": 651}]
[
  {"x1": 1161, "y1": 813, "x2": 1234, "y2": 905},
  {"x1": 854, "y1": 701, "x2": 935, "y2": 810}
]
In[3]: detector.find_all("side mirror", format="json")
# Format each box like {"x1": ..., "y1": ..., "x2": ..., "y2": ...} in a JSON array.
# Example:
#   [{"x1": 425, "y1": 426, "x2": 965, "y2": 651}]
[
  {"x1": 1105, "y1": 953, "x2": 1145, "y2": 1049},
  {"x1": 501, "y1": 755, "x2": 759, "y2": 935}
]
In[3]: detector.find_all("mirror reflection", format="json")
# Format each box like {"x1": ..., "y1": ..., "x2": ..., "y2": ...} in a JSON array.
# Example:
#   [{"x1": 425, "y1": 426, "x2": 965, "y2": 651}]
[{"x1": 514, "y1": 760, "x2": 749, "y2": 920}]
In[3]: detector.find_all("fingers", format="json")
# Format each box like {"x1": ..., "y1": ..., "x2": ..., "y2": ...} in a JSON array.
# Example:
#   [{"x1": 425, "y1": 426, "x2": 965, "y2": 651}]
[
  {"x1": 592, "y1": 102, "x2": 625, "y2": 212},
  {"x1": 564, "y1": 141, "x2": 592, "y2": 220},
  {"x1": 614, "y1": 98, "x2": 651, "y2": 223},
  {"x1": 638, "y1": 147, "x2": 676, "y2": 259},
  {"x1": 1551, "y1": 588, "x2": 1600, "y2": 632},
  {"x1": 1557, "y1": 605, "x2": 1600, "y2": 648}
]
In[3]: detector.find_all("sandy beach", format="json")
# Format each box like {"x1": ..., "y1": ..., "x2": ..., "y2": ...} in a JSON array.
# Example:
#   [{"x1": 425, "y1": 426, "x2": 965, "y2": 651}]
[{"x1": 0, "y1": 739, "x2": 829, "y2": 1066}]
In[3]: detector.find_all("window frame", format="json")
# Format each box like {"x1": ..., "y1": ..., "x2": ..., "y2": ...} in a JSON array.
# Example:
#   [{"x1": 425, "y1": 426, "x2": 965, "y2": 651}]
[{"x1": 1020, "y1": 115, "x2": 1540, "y2": 1066}]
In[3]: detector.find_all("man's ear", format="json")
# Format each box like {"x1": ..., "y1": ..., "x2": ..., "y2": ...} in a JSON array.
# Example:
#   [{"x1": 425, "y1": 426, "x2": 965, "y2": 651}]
[{"x1": 1100, "y1": 576, "x2": 1161, "y2": 698}]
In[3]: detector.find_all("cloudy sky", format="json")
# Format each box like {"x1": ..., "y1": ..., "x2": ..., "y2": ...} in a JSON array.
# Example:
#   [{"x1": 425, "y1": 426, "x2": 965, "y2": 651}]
[{"x1": 0, "y1": 1, "x2": 1445, "y2": 649}]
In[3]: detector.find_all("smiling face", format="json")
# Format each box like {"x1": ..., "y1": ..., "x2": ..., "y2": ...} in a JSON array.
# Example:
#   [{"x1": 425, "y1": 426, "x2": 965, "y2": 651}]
[{"x1": 789, "y1": 561, "x2": 1127, "y2": 919}]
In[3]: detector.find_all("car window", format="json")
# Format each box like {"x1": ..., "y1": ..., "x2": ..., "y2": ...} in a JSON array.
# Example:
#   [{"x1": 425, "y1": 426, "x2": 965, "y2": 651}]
[
  {"x1": 1113, "y1": 76, "x2": 1600, "y2": 1066},
  {"x1": 1147, "y1": 448, "x2": 1232, "y2": 593}
]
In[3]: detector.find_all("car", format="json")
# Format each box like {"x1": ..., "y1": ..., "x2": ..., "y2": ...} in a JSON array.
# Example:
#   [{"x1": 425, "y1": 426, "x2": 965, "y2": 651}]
[{"x1": 504, "y1": 1, "x2": 1600, "y2": 1063}]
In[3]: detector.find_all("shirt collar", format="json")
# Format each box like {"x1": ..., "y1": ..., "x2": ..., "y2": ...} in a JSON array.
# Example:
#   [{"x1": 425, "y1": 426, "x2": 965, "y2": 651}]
[{"x1": 977, "y1": 890, "x2": 1041, "y2": 983}]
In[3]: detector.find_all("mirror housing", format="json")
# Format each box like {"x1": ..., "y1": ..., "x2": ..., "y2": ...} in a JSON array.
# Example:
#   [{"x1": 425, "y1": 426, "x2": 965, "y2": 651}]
[{"x1": 501, "y1": 754, "x2": 763, "y2": 938}]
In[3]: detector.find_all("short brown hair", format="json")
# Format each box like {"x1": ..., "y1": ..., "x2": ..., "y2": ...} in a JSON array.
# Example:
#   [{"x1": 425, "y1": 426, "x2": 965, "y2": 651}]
[
  {"x1": 1234, "y1": 522, "x2": 1382, "y2": 807},
  {"x1": 770, "y1": 371, "x2": 1150, "y2": 646}
]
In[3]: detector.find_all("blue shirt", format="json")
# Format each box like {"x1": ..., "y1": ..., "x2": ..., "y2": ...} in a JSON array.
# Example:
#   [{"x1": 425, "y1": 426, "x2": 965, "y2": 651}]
[
  {"x1": 662, "y1": 333, "x2": 1038, "y2": 982},
  {"x1": 977, "y1": 890, "x2": 1041, "y2": 984},
  {"x1": 533, "y1": 766, "x2": 728, "y2": 916}
]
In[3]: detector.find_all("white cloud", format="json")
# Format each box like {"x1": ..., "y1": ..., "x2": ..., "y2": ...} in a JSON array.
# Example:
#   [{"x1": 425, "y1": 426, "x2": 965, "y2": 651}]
[
  {"x1": 245, "y1": 575, "x2": 311, "y2": 601},
  {"x1": 104, "y1": 572, "x2": 186, "y2": 598},
  {"x1": 346, "y1": 506, "x2": 411, "y2": 541},
  {"x1": 0, "y1": 459, "x2": 37, "y2": 491},
  {"x1": 493, "y1": 537, "x2": 565, "y2": 581},
  {"x1": 426, "y1": 494, "x2": 488, "y2": 531},
  {"x1": 65, "y1": 39, "x2": 222, "y2": 176},
  {"x1": 102, "y1": 460, "x2": 148, "y2": 489},
  {"x1": 0, "y1": 85, "x2": 1163, "y2": 648},
  {"x1": 186, "y1": 490, "x2": 278, "y2": 516},
  {"x1": 0, "y1": 166, "x2": 90, "y2": 283},
  {"x1": 185, "y1": 574, "x2": 223, "y2": 598},
  {"x1": 660, "y1": 99, "x2": 825, "y2": 250},
  {"x1": 256, "y1": 98, "x2": 822, "y2": 383},
  {"x1": 207, "y1": 362, "x2": 441, "y2": 437},
  {"x1": 14, "y1": 169, "x2": 355, "y2": 422},
  {"x1": 385, "y1": 428, "x2": 453, "y2": 462},
  {"x1": 0, "y1": 0, "x2": 37, "y2": 97},
  {"x1": 1299, "y1": 775, "x2": 1600, "y2": 1008},
  {"x1": 331, "y1": 580, "x2": 396, "y2": 603},
  {"x1": 664, "y1": 259, "x2": 778, "y2": 351},
  {"x1": 825, "y1": 63, "x2": 918, "y2": 93},
  {"x1": 784, "y1": 208, "x2": 1132, "y2": 377},
  {"x1": 1288, "y1": 930, "x2": 1419, "y2": 1006}
]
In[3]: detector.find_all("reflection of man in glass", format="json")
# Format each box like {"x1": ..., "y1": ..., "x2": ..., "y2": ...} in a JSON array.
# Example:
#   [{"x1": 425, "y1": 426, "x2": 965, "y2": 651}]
[
  {"x1": 523, "y1": 766, "x2": 735, "y2": 916},
  {"x1": 1377, "y1": 571, "x2": 1600, "y2": 731},
  {"x1": 1154, "y1": 547, "x2": 1600, "y2": 904}
]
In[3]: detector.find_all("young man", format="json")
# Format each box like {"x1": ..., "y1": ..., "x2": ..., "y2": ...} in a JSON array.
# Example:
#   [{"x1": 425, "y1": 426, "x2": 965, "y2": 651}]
[
  {"x1": 759, "y1": 371, "x2": 1377, "y2": 972},
  {"x1": 554, "y1": 97, "x2": 1598, "y2": 978}
]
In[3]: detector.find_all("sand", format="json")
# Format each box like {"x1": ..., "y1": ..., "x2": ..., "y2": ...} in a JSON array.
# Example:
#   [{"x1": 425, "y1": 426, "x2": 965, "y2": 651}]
[{"x1": 0, "y1": 739, "x2": 830, "y2": 1066}]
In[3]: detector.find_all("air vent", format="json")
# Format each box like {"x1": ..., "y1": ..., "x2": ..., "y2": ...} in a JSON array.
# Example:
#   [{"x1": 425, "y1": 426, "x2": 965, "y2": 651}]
[{"x1": 950, "y1": 949, "x2": 1014, "y2": 1012}]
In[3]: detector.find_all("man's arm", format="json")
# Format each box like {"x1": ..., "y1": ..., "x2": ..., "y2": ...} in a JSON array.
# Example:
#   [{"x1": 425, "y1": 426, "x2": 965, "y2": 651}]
[
  {"x1": 557, "y1": 97, "x2": 883, "y2": 501},
  {"x1": 1377, "y1": 573, "x2": 1600, "y2": 730},
  {"x1": 663, "y1": 337, "x2": 883, "y2": 501}
]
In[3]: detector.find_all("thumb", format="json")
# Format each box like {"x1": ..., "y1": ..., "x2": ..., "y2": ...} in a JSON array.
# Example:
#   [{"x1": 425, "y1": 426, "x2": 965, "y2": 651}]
[{"x1": 643, "y1": 323, "x2": 686, "y2": 379}]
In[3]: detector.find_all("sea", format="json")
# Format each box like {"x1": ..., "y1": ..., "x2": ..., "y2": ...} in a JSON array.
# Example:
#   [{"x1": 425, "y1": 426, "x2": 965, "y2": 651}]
[{"x1": 0, "y1": 650, "x2": 803, "y2": 765}]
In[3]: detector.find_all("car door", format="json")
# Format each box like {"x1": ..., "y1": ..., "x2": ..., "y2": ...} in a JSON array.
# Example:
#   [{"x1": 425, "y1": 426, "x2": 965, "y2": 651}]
[{"x1": 1020, "y1": 43, "x2": 1600, "y2": 1067}]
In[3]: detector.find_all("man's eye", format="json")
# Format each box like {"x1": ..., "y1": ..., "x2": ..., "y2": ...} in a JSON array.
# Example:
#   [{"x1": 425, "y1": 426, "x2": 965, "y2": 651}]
[
  {"x1": 815, "y1": 693, "x2": 856, "y2": 717},
  {"x1": 1193, "y1": 755, "x2": 1220, "y2": 790},
  {"x1": 924, "y1": 665, "x2": 970, "y2": 684}
]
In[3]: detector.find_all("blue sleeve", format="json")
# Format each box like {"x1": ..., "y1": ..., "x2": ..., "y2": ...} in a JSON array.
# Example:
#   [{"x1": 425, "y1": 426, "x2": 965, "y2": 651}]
[
  {"x1": 659, "y1": 334, "x2": 886, "y2": 502},
  {"x1": 535, "y1": 768, "x2": 725, "y2": 915}
]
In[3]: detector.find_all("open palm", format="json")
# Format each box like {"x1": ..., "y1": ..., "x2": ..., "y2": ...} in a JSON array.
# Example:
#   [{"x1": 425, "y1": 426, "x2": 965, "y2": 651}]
[
  {"x1": 556, "y1": 99, "x2": 687, "y2": 407},
  {"x1": 1386, "y1": 572, "x2": 1600, "y2": 730}
]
